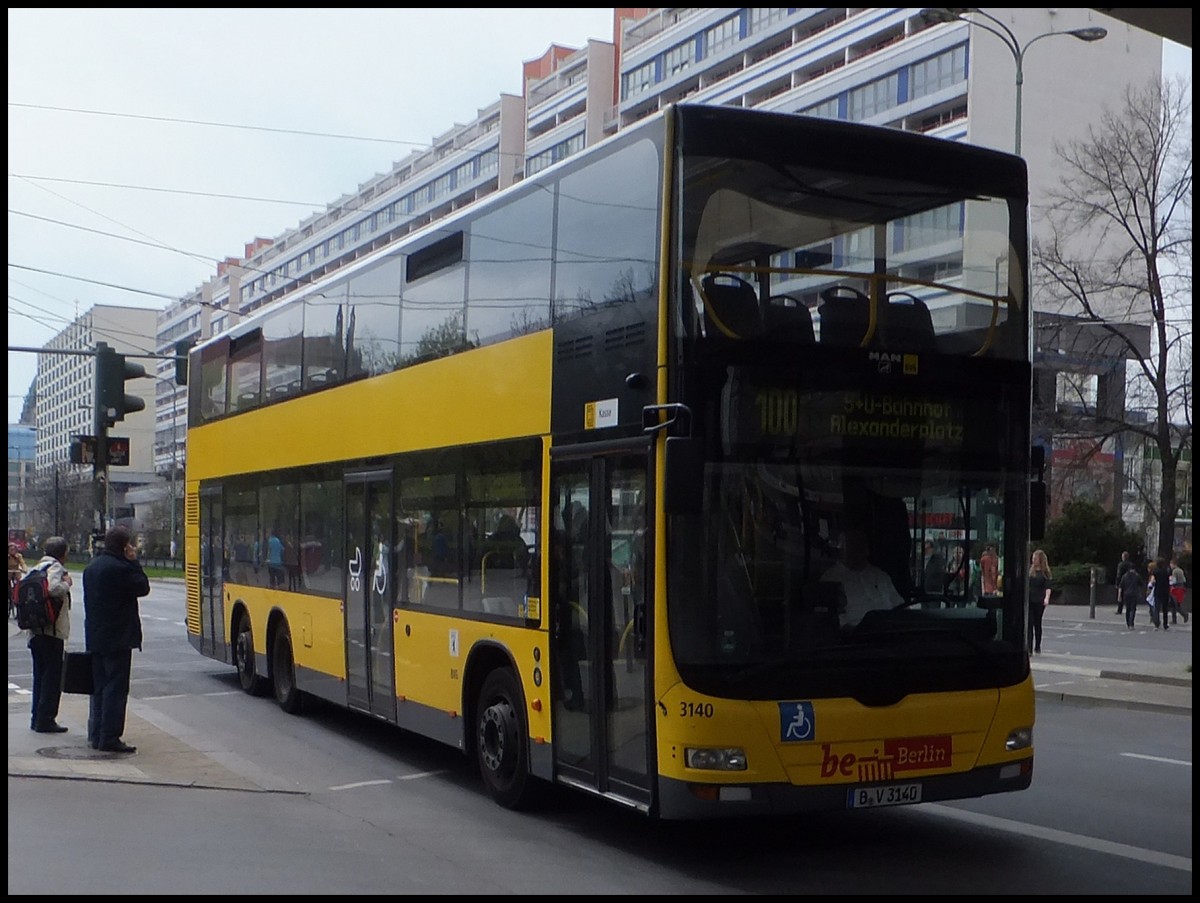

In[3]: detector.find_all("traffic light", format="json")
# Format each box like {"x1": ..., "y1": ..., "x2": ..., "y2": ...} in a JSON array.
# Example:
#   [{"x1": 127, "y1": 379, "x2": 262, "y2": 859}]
[
  {"x1": 174, "y1": 337, "x2": 195, "y2": 386},
  {"x1": 94, "y1": 341, "x2": 147, "y2": 433}
]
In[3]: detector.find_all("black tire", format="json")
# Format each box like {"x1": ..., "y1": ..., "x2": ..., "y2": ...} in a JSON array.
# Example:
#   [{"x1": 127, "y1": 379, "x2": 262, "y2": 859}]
[
  {"x1": 475, "y1": 668, "x2": 539, "y2": 810},
  {"x1": 234, "y1": 610, "x2": 266, "y2": 696},
  {"x1": 272, "y1": 622, "x2": 304, "y2": 714}
]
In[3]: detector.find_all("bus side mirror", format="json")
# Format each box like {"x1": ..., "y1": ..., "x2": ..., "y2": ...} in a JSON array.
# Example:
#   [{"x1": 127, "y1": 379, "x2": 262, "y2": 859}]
[{"x1": 664, "y1": 437, "x2": 703, "y2": 515}]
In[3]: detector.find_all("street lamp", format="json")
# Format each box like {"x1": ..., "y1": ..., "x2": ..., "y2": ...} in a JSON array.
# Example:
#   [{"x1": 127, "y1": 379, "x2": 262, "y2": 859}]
[{"x1": 920, "y1": 9, "x2": 1107, "y2": 155}]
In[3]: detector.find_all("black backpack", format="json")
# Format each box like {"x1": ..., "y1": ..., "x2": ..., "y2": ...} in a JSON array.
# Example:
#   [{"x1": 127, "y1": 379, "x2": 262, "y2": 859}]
[{"x1": 14, "y1": 564, "x2": 62, "y2": 631}]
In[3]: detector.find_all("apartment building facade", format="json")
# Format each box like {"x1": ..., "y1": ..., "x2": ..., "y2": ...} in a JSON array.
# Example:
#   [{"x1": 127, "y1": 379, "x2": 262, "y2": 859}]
[{"x1": 141, "y1": 7, "x2": 1163, "y2": 524}]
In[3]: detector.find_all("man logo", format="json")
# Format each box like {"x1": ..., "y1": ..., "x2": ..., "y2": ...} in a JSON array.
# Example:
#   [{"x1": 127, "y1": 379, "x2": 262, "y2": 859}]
[{"x1": 868, "y1": 351, "x2": 918, "y2": 376}]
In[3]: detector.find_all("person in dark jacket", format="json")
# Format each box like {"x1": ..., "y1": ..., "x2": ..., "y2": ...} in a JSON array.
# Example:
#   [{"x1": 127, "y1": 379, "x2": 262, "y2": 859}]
[
  {"x1": 1114, "y1": 550, "x2": 1134, "y2": 614},
  {"x1": 83, "y1": 525, "x2": 150, "y2": 753},
  {"x1": 1118, "y1": 558, "x2": 1144, "y2": 629}
]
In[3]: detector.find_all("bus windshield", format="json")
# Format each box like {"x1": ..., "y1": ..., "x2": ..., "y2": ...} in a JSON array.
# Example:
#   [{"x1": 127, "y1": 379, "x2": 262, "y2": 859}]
[
  {"x1": 667, "y1": 365, "x2": 1029, "y2": 699},
  {"x1": 668, "y1": 127, "x2": 1031, "y2": 702}
]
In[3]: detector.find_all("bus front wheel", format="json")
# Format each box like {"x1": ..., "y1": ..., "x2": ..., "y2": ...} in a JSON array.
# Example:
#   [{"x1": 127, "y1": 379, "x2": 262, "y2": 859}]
[
  {"x1": 475, "y1": 668, "x2": 538, "y2": 810},
  {"x1": 234, "y1": 611, "x2": 265, "y2": 696}
]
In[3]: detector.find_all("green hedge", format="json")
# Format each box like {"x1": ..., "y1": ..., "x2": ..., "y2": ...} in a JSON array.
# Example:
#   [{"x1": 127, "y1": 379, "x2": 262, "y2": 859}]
[{"x1": 1053, "y1": 562, "x2": 1105, "y2": 588}]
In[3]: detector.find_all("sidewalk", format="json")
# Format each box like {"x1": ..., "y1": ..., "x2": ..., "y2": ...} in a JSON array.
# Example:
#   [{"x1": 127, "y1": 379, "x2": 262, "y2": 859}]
[
  {"x1": 1030, "y1": 605, "x2": 1192, "y2": 716},
  {"x1": 8, "y1": 608, "x2": 1190, "y2": 789}
]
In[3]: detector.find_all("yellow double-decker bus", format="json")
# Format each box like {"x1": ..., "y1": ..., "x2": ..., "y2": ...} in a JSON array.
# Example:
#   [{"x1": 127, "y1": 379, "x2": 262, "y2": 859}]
[{"x1": 185, "y1": 104, "x2": 1041, "y2": 818}]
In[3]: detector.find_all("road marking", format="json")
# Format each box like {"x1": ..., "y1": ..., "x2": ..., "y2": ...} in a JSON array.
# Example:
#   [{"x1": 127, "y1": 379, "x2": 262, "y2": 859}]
[
  {"x1": 398, "y1": 770, "x2": 447, "y2": 781},
  {"x1": 329, "y1": 779, "x2": 392, "y2": 791},
  {"x1": 925, "y1": 804, "x2": 1191, "y2": 872},
  {"x1": 1121, "y1": 752, "x2": 1191, "y2": 767}
]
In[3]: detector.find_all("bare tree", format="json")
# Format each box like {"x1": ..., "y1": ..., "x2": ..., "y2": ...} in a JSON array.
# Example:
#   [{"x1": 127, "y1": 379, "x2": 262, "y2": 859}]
[
  {"x1": 1033, "y1": 76, "x2": 1192, "y2": 560},
  {"x1": 25, "y1": 466, "x2": 95, "y2": 552}
]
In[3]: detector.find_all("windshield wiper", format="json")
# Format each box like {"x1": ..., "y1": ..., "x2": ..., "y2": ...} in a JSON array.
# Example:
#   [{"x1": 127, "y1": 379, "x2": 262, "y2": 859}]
[
  {"x1": 725, "y1": 645, "x2": 845, "y2": 687},
  {"x1": 846, "y1": 621, "x2": 1008, "y2": 673}
]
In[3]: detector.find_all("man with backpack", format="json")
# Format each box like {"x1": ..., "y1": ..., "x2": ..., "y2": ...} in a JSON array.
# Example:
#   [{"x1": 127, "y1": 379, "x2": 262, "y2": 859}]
[{"x1": 23, "y1": 536, "x2": 73, "y2": 733}]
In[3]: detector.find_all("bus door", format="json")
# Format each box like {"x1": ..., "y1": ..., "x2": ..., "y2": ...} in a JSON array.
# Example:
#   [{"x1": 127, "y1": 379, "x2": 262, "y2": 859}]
[
  {"x1": 344, "y1": 470, "x2": 396, "y2": 720},
  {"x1": 549, "y1": 442, "x2": 652, "y2": 807},
  {"x1": 198, "y1": 485, "x2": 225, "y2": 660}
]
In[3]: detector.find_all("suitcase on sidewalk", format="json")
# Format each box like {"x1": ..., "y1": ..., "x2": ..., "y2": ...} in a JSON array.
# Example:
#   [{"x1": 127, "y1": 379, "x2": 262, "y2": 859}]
[{"x1": 62, "y1": 651, "x2": 94, "y2": 695}]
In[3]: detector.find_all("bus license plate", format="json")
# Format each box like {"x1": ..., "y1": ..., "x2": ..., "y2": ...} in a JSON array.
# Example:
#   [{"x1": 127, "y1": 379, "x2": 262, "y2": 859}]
[{"x1": 847, "y1": 783, "x2": 922, "y2": 809}]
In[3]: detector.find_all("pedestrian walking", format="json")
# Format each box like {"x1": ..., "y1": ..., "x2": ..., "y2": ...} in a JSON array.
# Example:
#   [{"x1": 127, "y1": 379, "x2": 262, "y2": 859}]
[
  {"x1": 24, "y1": 536, "x2": 73, "y2": 733},
  {"x1": 1027, "y1": 549, "x2": 1052, "y2": 654},
  {"x1": 921, "y1": 539, "x2": 947, "y2": 603},
  {"x1": 82, "y1": 525, "x2": 151, "y2": 753},
  {"x1": 1148, "y1": 556, "x2": 1172, "y2": 631},
  {"x1": 1118, "y1": 557, "x2": 1143, "y2": 630},
  {"x1": 1114, "y1": 550, "x2": 1133, "y2": 615},
  {"x1": 1168, "y1": 555, "x2": 1187, "y2": 625}
]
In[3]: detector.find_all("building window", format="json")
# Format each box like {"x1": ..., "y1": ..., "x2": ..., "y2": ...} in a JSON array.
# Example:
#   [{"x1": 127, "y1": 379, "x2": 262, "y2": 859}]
[
  {"x1": 704, "y1": 16, "x2": 739, "y2": 59},
  {"x1": 664, "y1": 41, "x2": 694, "y2": 78},
  {"x1": 431, "y1": 172, "x2": 453, "y2": 201},
  {"x1": 910, "y1": 45, "x2": 967, "y2": 101},
  {"x1": 1056, "y1": 372, "x2": 1099, "y2": 412},
  {"x1": 894, "y1": 202, "x2": 963, "y2": 253},
  {"x1": 749, "y1": 8, "x2": 788, "y2": 33},
  {"x1": 847, "y1": 73, "x2": 899, "y2": 121},
  {"x1": 526, "y1": 133, "x2": 585, "y2": 176},
  {"x1": 623, "y1": 61, "x2": 656, "y2": 99},
  {"x1": 478, "y1": 149, "x2": 499, "y2": 178},
  {"x1": 801, "y1": 96, "x2": 840, "y2": 120}
]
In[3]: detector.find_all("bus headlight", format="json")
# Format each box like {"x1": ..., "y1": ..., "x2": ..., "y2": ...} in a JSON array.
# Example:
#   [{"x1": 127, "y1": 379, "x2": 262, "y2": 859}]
[
  {"x1": 685, "y1": 747, "x2": 747, "y2": 770},
  {"x1": 1005, "y1": 727, "x2": 1033, "y2": 751}
]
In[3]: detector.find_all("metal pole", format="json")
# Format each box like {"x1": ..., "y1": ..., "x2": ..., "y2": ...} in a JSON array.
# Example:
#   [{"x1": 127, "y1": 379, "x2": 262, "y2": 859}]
[
  {"x1": 1013, "y1": 53, "x2": 1024, "y2": 156},
  {"x1": 169, "y1": 393, "x2": 178, "y2": 564}
]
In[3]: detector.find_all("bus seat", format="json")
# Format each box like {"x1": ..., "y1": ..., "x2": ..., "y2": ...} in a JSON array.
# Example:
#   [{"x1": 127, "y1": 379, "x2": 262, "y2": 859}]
[
  {"x1": 817, "y1": 285, "x2": 871, "y2": 346},
  {"x1": 701, "y1": 273, "x2": 762, "y2": 339},
  {"x1": 765, "y1": 295, "x2": 815, "y2": 344},
  {"x1": 885, "y1": 292, "x2": 934, "y2": 351}
]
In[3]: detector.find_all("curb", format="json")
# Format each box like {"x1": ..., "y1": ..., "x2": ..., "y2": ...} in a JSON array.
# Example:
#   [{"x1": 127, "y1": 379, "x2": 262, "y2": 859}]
[
  {"x1": 1033, "y1": 688, "x2": 1191, "y2": 716},
  {"x1": 1098, "y1": 670, "x2": 1192, "y2": 688}
]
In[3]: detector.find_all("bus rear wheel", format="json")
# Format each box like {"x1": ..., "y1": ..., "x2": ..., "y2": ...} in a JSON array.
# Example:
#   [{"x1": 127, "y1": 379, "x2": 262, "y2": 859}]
[
  {"x1": 475, "y1": 668, "x2": 538, "y2": 810},
  {"x1": 272, "y1": 622, "x2": 304, "y2": 714},
  {"x1": 234, "y1": 611, "x2": 265, "y2": 696}
]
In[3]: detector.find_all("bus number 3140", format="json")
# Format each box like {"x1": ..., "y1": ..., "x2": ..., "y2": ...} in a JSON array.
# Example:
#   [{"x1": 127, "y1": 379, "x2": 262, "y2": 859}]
[{"x1": 680, "y1": 701, "x2": 715, "y2": 718}]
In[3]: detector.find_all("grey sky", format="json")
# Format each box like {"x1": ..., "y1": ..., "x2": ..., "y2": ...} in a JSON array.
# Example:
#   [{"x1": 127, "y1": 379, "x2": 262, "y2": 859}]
[
  {"x1": 7, "y1": 8, "x2": 615, "y2": 422},
  {"x1": 6, "y1": 10, "x2": 1191, "y2": 424}
]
